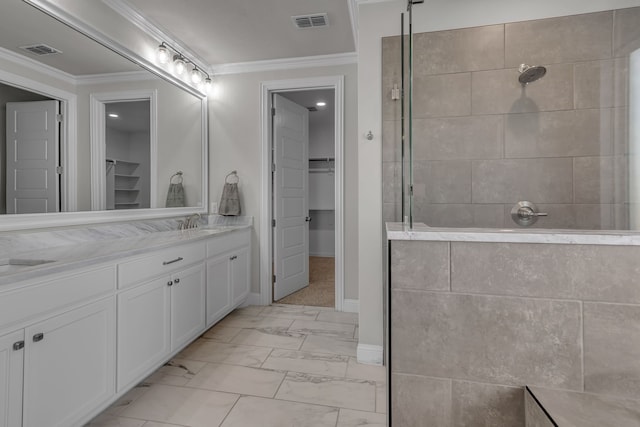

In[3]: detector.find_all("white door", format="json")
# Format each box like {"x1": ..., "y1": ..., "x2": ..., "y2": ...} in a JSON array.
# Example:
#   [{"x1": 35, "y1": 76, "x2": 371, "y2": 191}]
[
  {"x1": 6, "y1": 100, "x2": 60, "y2": 214},
  {"x1": 273, "y1": 94, "x2": 310, "y2": 301}
]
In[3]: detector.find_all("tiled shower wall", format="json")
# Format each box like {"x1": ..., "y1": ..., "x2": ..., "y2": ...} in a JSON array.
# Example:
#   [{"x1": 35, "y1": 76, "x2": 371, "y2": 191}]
[
  {"x1": 390, "y1": 239, "x2": 640, "y2": 426},
  {"x1": 382, "y1": 7, "x2": 640, "y2": 229}
]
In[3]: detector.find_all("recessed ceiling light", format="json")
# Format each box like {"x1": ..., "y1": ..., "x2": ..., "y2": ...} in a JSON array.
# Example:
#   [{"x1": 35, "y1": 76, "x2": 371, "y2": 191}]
[
  {"x1": 316, "y1": 101, "x2": 326, "y2": 107},
  {"x1": 108, "y1": 113, "x2": 119, "y2": 118}
]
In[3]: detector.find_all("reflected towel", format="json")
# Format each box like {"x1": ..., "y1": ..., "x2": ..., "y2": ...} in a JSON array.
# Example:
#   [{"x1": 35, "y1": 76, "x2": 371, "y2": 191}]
[
  {"x1": 219, "y1": 182, "x2": 241, "y2": 216},
  {"x1": 166, "y1": 183, "x2": 185, "y2": 207}
]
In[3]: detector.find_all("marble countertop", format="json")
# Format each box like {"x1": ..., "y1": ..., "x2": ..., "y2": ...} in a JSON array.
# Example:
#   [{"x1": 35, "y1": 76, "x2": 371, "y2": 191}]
[
  {"x1": 386, "y1": 222, "x2": 640, "y2": 246},
  {"x1": 0, "y1": 225, "x2": 250, "y2": 288}
]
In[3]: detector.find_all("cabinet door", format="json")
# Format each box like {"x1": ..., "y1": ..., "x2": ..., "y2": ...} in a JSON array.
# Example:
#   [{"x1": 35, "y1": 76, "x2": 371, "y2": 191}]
[
  {"x1": 0, "y1": 330, "x2": 24, "y2": 427},
  {"x1": 171, "y1": 263, "x2": 206, "y2": 351},
  {"x1": 23, "y1": 298, "x2": 115, "y2": 427},
  {"x1": 206, "y1": 254, "x2": 231, "y2": 327},
  {"x1": 117, "y1": 277, "x2": 171, "y2": 392},
  {"x1": 231, "y1": 246, "x2": 250, "y2": 307}
]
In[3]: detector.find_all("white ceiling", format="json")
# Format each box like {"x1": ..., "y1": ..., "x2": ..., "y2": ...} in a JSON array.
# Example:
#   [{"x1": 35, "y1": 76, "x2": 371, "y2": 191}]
[
  {"x1": 0, "y1": 1, "x2": 139, "y2": 76},
  {"x1": 125, "y1": 0, "x2": 356, "y2": 66}
]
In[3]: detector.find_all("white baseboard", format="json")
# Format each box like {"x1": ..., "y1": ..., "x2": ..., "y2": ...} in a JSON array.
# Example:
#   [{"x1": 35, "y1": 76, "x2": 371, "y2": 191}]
[
  {"x1": 357, "y1": 344, "x2": 383, "y2": 365},
  {"x1": 342, "y1": 299, "x2": 359, "y2": 313},
  {"x1": 242, "y1": 292, "x2": 262, "y2": 307}
]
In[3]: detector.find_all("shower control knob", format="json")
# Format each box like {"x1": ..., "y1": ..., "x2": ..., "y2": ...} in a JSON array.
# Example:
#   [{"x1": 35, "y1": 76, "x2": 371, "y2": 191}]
[{"x1": 511, "y1": 201, "x2": 547, "y2": 226}]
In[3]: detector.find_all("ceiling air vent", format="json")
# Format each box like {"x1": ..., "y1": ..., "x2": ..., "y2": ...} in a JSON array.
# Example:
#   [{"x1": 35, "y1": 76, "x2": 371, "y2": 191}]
[
  {"x1": 20, "y1": 44, "x2": 62, "y2": 56},
  {"x1": 307, "y1": 106, "x2": 318, "y2": 112},
  {"x1": 292, "y1": 13, "x2": 329, "y2": 29}
]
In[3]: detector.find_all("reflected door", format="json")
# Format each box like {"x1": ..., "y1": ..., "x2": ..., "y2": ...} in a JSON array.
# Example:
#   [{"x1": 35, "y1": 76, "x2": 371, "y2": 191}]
[
  {"x1": 6, "y1": 100, "x2": 60, "y2": 214},
  {"x1": 273, "y1": 94, "x2": 310, "y2": 301}
]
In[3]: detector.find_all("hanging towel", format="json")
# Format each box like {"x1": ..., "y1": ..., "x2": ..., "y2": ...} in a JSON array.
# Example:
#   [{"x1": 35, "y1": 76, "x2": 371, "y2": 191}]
[
  {"x1": 219, "y1": 182, "x2": 241, "y2": 215},
  {"x1": 166, "y1": 183, "x2": 186, "y2": 207}
]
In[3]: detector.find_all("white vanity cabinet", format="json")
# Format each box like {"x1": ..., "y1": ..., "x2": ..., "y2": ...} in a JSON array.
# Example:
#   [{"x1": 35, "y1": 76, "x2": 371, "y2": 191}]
[
  {"x1": 0, "y1": 265, "x2": 116, "y2": 427},
  {"x1": 0, "y1": 330, "x2": 24, "y2": 427},
  {"x1": 116, "y1": 242, "x2": 206, "y2": 391},
  {"x1": 206, "y1": 228, "x2": 251, "y2": 327},
  {"x1": 22, "y1": 298, "x2": 115, "y2": 427}
]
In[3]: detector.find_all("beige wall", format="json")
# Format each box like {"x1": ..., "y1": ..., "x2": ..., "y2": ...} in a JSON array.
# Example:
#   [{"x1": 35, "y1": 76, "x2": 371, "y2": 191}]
[
  {"x1": 357, "y1": 0, "x2": 640, "y2": 352},
  {"x1": 209, "y1": 64, "x2": 359, "y2": 298}
]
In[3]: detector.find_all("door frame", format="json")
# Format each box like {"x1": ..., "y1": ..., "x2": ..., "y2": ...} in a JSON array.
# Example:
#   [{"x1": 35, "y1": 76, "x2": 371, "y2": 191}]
[
  {"x1": 0, "y1": 69, "x2": 77, "y2": 212},
  {"x1": 89, "y1": 90, "x2": 158, "y2": 210},
  {"x1": 259, "y1": 76, "x2": 345, "y2": 310}
]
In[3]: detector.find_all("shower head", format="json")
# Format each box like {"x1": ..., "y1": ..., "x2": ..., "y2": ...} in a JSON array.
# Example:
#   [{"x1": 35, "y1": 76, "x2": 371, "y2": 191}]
[{"x1": 518, "y1": 64, "x2": 547, "y2": 85}]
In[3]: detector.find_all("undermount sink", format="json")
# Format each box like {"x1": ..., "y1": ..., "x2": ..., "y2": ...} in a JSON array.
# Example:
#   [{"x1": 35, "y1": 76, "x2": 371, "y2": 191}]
[{"x1": 0, "y1": 258, "x2": 56, "y2": 274}]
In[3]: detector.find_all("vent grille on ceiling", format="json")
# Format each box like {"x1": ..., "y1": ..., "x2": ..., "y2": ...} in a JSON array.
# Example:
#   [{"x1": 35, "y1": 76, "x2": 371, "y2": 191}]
[
  {"x1": 307, "y1": 106, "x2": 318, "y2": 112},
  {"x1": 292, "y1": 13, "x2": 329, "y2": 29},
  {"x1": 20, "y1": 44, "x2": 62, "y2": 56}
]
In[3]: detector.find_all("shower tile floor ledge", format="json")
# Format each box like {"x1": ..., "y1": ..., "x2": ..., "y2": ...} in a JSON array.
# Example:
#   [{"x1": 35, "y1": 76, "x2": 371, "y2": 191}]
[{"x1": 86, "y1": 304, "x2": 386, "y2": 427}]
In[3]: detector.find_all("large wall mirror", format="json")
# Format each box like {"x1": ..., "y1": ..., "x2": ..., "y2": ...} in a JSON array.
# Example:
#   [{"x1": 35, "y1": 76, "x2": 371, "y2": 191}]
[{"x1": 0, "y1": 0, "x2": 206, "y2": 229}]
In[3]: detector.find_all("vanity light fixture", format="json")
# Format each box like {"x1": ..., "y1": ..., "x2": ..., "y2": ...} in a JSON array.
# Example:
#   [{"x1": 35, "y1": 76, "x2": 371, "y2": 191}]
[
  {"x1": 155, "y1": 41, "x2": 213, "y2": 93},
  {"x1": 156, "y1": 43, "x2": 170, "y2": 64}
]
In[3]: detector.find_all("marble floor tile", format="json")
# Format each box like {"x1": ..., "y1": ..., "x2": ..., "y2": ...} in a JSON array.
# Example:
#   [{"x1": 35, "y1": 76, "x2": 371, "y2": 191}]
[
  {"x1": 231, "y1": 305, "x2": 265, "y2": 317},
  {"x1": 85, "y1": 414, "x2": 146, "y2": 427},
  {"x1": 260, "y1": 305, "x2": 321, "y2": 320},
  {"x1": 102, "y1": 383, "x2": 151, "y2": 415},
  {"x1": 317, "y1": 311, "x2": 359, "y2": 325},
  {"x1": 261, "y1": 349, "x2": 349, "y2": 377},
  {"x1": 145, "y1": 358, "x2": 207, "y2": 386},
  {"x1": 337, "y1": 409, "x2": 387, "y2": 427},
  {"x1": 289, "y1": 319, "x2": 356, "y2": 339},
  {"x1": 346, "y1": 358, "x2": 386, "y2": 382},
  {"x1": 119, "y1": 384, "x2": 238, "y2": 427},
  {"x1": 202, "y1": 325, "x2": 242, "y2": 343},
  {"x1": 300, "y1": 334, "x2": 358, "y2": 357},
  {"x1": 217, "y1": 314, "x2": 294, "y2": 329},
  {"x1": 143, "y1": 422, "x2": 189, "y2": 427},
  {"x1": 220, "y1": 396, "x2": 338, "y2": 427},
  {"x1": 276, "y1": 372, "x2": 377, "y2": 412},
  {"x1": 186, "y1": 362, "x2": 285, "y2": 398},
  {"x1": 178, "y1": 339, "x2": 272, "y2": 367},
  {"x1": 230, "y1": 326, "x2": 305, "y2": 350},
  {"x1": 376, "y1": 382, "x2": 387, "y2": 414}
]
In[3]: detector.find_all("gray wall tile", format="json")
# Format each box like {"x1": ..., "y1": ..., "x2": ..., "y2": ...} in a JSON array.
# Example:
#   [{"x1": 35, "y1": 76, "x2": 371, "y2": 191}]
[
  {"x1": 413, "y1": 161, "x2": 471, "y2": 204},
  {"x1": 413, "y1": 73, "x2": 471, "y2": 118},
  {"x1": 472, "y1": 158, "x2": 573, "y2": 204},
  {"x1": 505, "y1": 12, "x2": 613, "y2": 66},
  {"x1": 614, "y1": 7, "x2": 640, "y2": 57},
  {"x1": 574, "y1": 156, "x2": 615, "y2": 204},
  {"x1": 575, "y1": 60, "x2": 615, "y2": 109},
  {"x1": 414, "y1": 25, "x2": 504, "y2": 75},
  {"x1": 382, "y1": 120, "x2": 401, "y2": 163},
  {"x1": 614, "y1": 107, "x2": 629, "y2": 155},
  {"x1": 392, "y1": 290, "x2": 583, "y2": 389},
  {"x1": 382, "y1": 162, "x2": 401, "y2": 204},
  {"x1": 525, "y1": 389, "x2": 555, "y2": 427},
  {"x1": 414, "y1": 115, "x2": 503, "y2": 161},
  {"x1": 391, "y1": 241, "x2": 449, "y2": 291},
  {"x1": 451, "y1": 242, "x2": 640, "y2": 303},
  {"x1": 383, "y1": 202, "x2": 400, "y2": 223},
  {"x1": 452, "y1": 381, "x2": 525, "y2": 427},
  {"x1": 392, "y1": 373, "x2": 451, "y2": 427},
  {"x1": 505, "y1": 110, "x2": 612, "y2": 159},
  {"x1": 415, "y1": 203, "x2": 505, "y2": 228},
  {"x1": 472, "y1": 64, "x2": 574, "y2": 115},
  {"x1": 584, "y1": 302, "x2": 640, "y2": 399},
  {"x1": 614, "y1": 57, "x2": 629, "y2": 107}
]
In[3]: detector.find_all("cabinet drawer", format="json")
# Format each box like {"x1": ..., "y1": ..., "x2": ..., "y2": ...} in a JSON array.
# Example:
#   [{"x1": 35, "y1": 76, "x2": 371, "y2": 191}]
[
  {"x1": 0, "y1": 265, "x2": 115, "y2": 329},
  {"x1": 207, "y1": 229, "x2": 250, "y2": 258},
  {"x1": 118, "y1": 242, "x2": 205, "y2": 289}
]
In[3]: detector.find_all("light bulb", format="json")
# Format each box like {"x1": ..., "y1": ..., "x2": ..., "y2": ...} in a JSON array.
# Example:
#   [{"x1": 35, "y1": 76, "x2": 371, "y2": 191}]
[
  {"x1": 204, "y1": 77, "x2": 212, "y2": 93},
  {"x1": 316, "y1": 101, "x2": 327, "y2": 107},
  {"x1": 156, "y1": 44, "x2": 170, "y2": 64},
  {"x1": 173, "y1": 55, "x2": 185, "y2": 75},
  {"x1": 191, "y1": 67, "x2": 202, "y2": 84}
]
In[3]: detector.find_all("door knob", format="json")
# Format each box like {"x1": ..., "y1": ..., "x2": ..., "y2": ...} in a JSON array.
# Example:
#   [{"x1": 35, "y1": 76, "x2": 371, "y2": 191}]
[{"x1": 511, "y1": 201, "x2": 548, "y2": 226}]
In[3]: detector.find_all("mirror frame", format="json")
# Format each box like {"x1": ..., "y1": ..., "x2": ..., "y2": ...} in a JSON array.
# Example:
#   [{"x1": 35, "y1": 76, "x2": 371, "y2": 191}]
[{"x1": 0, "y1": 0, "x2": 208, "y2": 231}]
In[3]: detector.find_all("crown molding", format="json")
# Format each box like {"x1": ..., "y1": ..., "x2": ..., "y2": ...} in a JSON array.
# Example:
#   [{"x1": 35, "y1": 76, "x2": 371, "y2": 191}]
[
  {"x1": 0, "y1": 47, "x2": 76, "y2": 86},
  {"x1": 76, "y1": 70, "x2": 154, "y2": 85},
  {"x1": 101, "y1": 0, "x2": 212, "y2": 75},
  {"x1": 212, "y1": 52, "x2": 357, "y2": 76}
]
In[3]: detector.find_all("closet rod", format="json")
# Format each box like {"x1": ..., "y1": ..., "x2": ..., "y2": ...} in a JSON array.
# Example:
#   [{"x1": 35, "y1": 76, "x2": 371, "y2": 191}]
[{"x1": 309, "y1": 157, "x2": 335, "y2": 161}]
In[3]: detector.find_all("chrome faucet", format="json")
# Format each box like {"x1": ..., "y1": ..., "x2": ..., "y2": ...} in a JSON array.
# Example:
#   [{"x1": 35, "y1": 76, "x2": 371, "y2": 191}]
[{"x1": 179, "y1": 213, "x2": 201, "y2": 230}]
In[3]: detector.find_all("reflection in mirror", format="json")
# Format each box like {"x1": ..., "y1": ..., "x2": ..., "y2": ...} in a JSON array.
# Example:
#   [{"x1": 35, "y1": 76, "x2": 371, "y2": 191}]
[{"x1": 0, "y1": 0, "x2": 205, "y2": 218}]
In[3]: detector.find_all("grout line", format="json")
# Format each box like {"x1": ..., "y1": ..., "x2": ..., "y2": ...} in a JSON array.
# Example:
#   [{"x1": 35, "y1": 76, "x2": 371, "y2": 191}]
[{"x1": 215, "y1": 393, "x2": 242, "y2": 427}]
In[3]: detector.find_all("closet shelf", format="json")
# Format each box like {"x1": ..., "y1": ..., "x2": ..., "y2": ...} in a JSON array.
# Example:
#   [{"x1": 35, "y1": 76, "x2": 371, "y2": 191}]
[
  {"x1": 309, "y1": 157, "x2": 335, "y2": 161},
  {"x1": 309, "y1": 168, "x2": 334, "y2": 173},
  {"x1": 114, "y1": 189, "x2": 140, "y2": 192}
]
